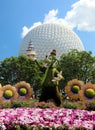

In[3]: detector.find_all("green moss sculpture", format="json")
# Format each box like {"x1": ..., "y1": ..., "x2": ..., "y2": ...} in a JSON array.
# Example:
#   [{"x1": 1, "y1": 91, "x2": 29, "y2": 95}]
[{"x1": 36, "y1": 50, "x2": 64, "y2": 106}]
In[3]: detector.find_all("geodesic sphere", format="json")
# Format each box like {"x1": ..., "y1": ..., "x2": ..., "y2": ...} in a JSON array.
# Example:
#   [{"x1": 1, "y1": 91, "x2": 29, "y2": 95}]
[{"x1": 19, "y1": 23, "x2": 84, "y2": 59}]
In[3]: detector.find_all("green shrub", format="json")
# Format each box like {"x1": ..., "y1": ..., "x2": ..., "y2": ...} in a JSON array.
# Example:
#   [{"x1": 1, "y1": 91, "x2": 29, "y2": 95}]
[
  {"x1": 11, "y1": 100, "x2": 22, "y2": 108},
  {"x1": 85, "y1": 101, "x2": 95, "y2": 111},
  {"x1": 11, "y1": 100, "x2": 32, "y2": 108},
  {"x1": 63, "y1": 102, "x2": 77, "y2": 109}
]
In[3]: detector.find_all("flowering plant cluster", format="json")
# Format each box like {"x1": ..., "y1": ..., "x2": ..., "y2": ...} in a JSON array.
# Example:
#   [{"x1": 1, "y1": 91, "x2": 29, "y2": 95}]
[
  {"x1": 0, "y1": 107, "x2": 95, "y2": 130},
  {"x1": 65, "y1": 79, "x2": 95, "y2": 103},
  {"x1": 0, "y1": 81, "x2": 32, "y2": 102}
]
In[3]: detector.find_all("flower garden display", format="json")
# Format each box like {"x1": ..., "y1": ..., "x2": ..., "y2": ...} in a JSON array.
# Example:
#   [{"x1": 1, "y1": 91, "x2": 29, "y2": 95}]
[
  {"x1": 0, "y1": 50, "x2": 95, "y2": 129},
  {"x1": 0, "y1": 107, "x2": 95, "y2": 130}
]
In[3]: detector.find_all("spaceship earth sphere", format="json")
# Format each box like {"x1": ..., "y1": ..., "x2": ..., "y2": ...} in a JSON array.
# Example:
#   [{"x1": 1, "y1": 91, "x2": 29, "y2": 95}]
[{"x1": 19, "y1": 23, "x2": 84, "y2": 59}]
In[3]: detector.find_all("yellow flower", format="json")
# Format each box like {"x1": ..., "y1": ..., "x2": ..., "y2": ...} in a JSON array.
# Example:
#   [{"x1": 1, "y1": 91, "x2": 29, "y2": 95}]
[
  {"x1": 65, "y1": 79, "x2": 84, "y2": 100},
  {"x1": 15, "y1": 81, "x2": 32, "y2": 100}
]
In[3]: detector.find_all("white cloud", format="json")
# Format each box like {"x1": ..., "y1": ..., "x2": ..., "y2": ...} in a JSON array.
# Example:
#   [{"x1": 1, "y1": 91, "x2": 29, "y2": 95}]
[
  {"x1": 21, "y1": 0, "x2": 95, "y2": 38},
  {"x1": 21, "y1": 22, "x2": 42, "y2": 38},
  {"x1": 21, "y1": 9, "x2": 68, "y2": 38},
  {"x1": 21, "y1": 26, "x2": 29, "y2": 38},
  {"x1": 64, "y1": 0, "x2": 95, "y2": 31},
  {"x1": 44, "y1": 9, "x2": 58, "y2": 23},
  {"x1": 43, "y1": 9, "x2": 68, "y2": 25}
]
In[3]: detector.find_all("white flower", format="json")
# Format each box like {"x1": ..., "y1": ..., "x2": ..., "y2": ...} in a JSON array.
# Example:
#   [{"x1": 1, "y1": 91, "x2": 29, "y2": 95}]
[{"x1": 52, "y1": 71, "x2": 64, "y2": 83}]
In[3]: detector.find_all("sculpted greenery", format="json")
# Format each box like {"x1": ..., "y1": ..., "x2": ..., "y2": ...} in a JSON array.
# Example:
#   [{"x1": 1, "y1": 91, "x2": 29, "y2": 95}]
[
  {"x1": 35, "y1": 50, "x2": 64, "y2": 106},
  {"x1": 0, "y1": 50, "x2": 95, "y2": 102}
]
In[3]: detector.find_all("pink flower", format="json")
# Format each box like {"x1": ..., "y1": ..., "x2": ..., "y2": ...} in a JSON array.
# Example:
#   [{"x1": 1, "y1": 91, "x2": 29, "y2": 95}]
[{"x1": 0, "y1": 108, "x2": 95, "y2": 129}]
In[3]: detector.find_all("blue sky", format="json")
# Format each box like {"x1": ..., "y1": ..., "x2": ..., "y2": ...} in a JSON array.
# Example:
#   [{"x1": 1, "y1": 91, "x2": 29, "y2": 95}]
[{"x1": 0, "y1": 0, "x2": 95, "y2": 61}]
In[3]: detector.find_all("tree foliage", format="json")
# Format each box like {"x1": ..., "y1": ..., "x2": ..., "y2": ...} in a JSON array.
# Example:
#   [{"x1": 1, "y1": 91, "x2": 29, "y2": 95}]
[
  {"x1": 58, "y1": 50, "x2": 95, "y2": 89},
  {"x1": 1, "y1": 50, "x2": 95, "y2": 95},
  {"x1": 0, "y1": 56, "x2": 43, "y2": 95}
]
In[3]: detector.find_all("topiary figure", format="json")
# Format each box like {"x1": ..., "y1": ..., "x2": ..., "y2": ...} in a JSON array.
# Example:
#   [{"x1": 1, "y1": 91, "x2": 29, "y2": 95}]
[{"x1": 35, "y1": 50, "x2": 64, "y2": 106}]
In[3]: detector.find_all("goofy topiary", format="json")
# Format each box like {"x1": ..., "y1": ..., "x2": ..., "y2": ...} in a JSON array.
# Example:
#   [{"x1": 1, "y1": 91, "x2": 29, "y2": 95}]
[{"x1": 35, "y1": 50, "x2": 64, "y2": 106}]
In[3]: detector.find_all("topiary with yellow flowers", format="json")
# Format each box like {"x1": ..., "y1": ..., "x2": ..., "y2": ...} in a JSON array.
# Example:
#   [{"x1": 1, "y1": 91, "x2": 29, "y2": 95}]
[
  {"x1": 15, "y1": 81, "x2": 32, "y2": 100},
  {"x1": 65, "y1": 79, "x2": 84, "y2": 100},
  {"x1": 79, "y1": 83, "x2": 95, "y2": 102},
  {"x1": 2, "y1": 85, "x2": 18, "y2": 101}
]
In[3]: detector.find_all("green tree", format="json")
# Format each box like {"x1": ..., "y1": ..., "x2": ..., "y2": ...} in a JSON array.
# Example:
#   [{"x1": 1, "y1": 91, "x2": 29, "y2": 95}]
[
  {"x1": 58, "y1": 50, "x2": 95, "y2": 89},
  {"x1": 0, "y1": 57, "x2": 18, "y2": 85},
  {"x1": 0, "y1": 56, "x2": 43, "y2": 96}
]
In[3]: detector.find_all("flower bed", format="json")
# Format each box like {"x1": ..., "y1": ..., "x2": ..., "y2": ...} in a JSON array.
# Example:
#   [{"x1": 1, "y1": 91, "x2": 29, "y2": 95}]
[{"x1": 0, "y1": 108, "x2": 95, "y2": 130}]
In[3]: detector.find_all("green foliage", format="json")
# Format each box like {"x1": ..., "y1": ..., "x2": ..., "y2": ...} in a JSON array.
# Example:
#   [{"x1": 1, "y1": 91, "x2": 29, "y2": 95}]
[
  {"x1": 38, "y1": 53, "x2": 63, "y2": 106},
  {"x1": 0, "y1": 99, "x2": 38, "y2": 109},
  {"x1": 3, "y1": 102, "x2": 11, "y2": 108},
  {"x1": 15, "y1": 125, "x2": 21, "y2": 130},
  {"x1": 85, "y1": 89, "x2": 95, "y2": 98},
  {"x1": 11, "y1": 100, "x2": 32, "y2": 108},
  {"x1": 15, "y1": 125, "x2": 31, "y2": 130},
  {"x1": 0, "y1": 55, "x2": 43, "y2": 95},
  {"x1": 3, "y1": 90, "x2": 13, "y2": 99},
  {"x1": 63, "y1": 102, "x2": 78, "y2": 109},
  {"x1": 85, "y1": 101, "x2": 95, "y2": 111},
  {"x1": 11, "y1": 100, "x2": 22, "y2": 108},
  {"x1": 39, "y1": 86, "x2": 62, "y2": 106},
  {"x1": 58, "y1": 50, "x2": 95, "y2": 89}
]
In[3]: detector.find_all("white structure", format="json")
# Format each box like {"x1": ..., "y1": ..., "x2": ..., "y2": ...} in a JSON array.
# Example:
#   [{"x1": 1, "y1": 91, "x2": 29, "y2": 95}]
[
  {"x1": 26, "y1": 40, "x2": 36, "y2": 60},
  {"x1": 19, "y1": 23, "x2": 84, "y2": 59}
]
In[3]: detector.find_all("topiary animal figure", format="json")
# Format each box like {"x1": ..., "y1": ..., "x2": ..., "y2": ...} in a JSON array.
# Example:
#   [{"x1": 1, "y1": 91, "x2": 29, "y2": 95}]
[{"x1": 35, "y1": 50, "x2": 64, "y2": 106}]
